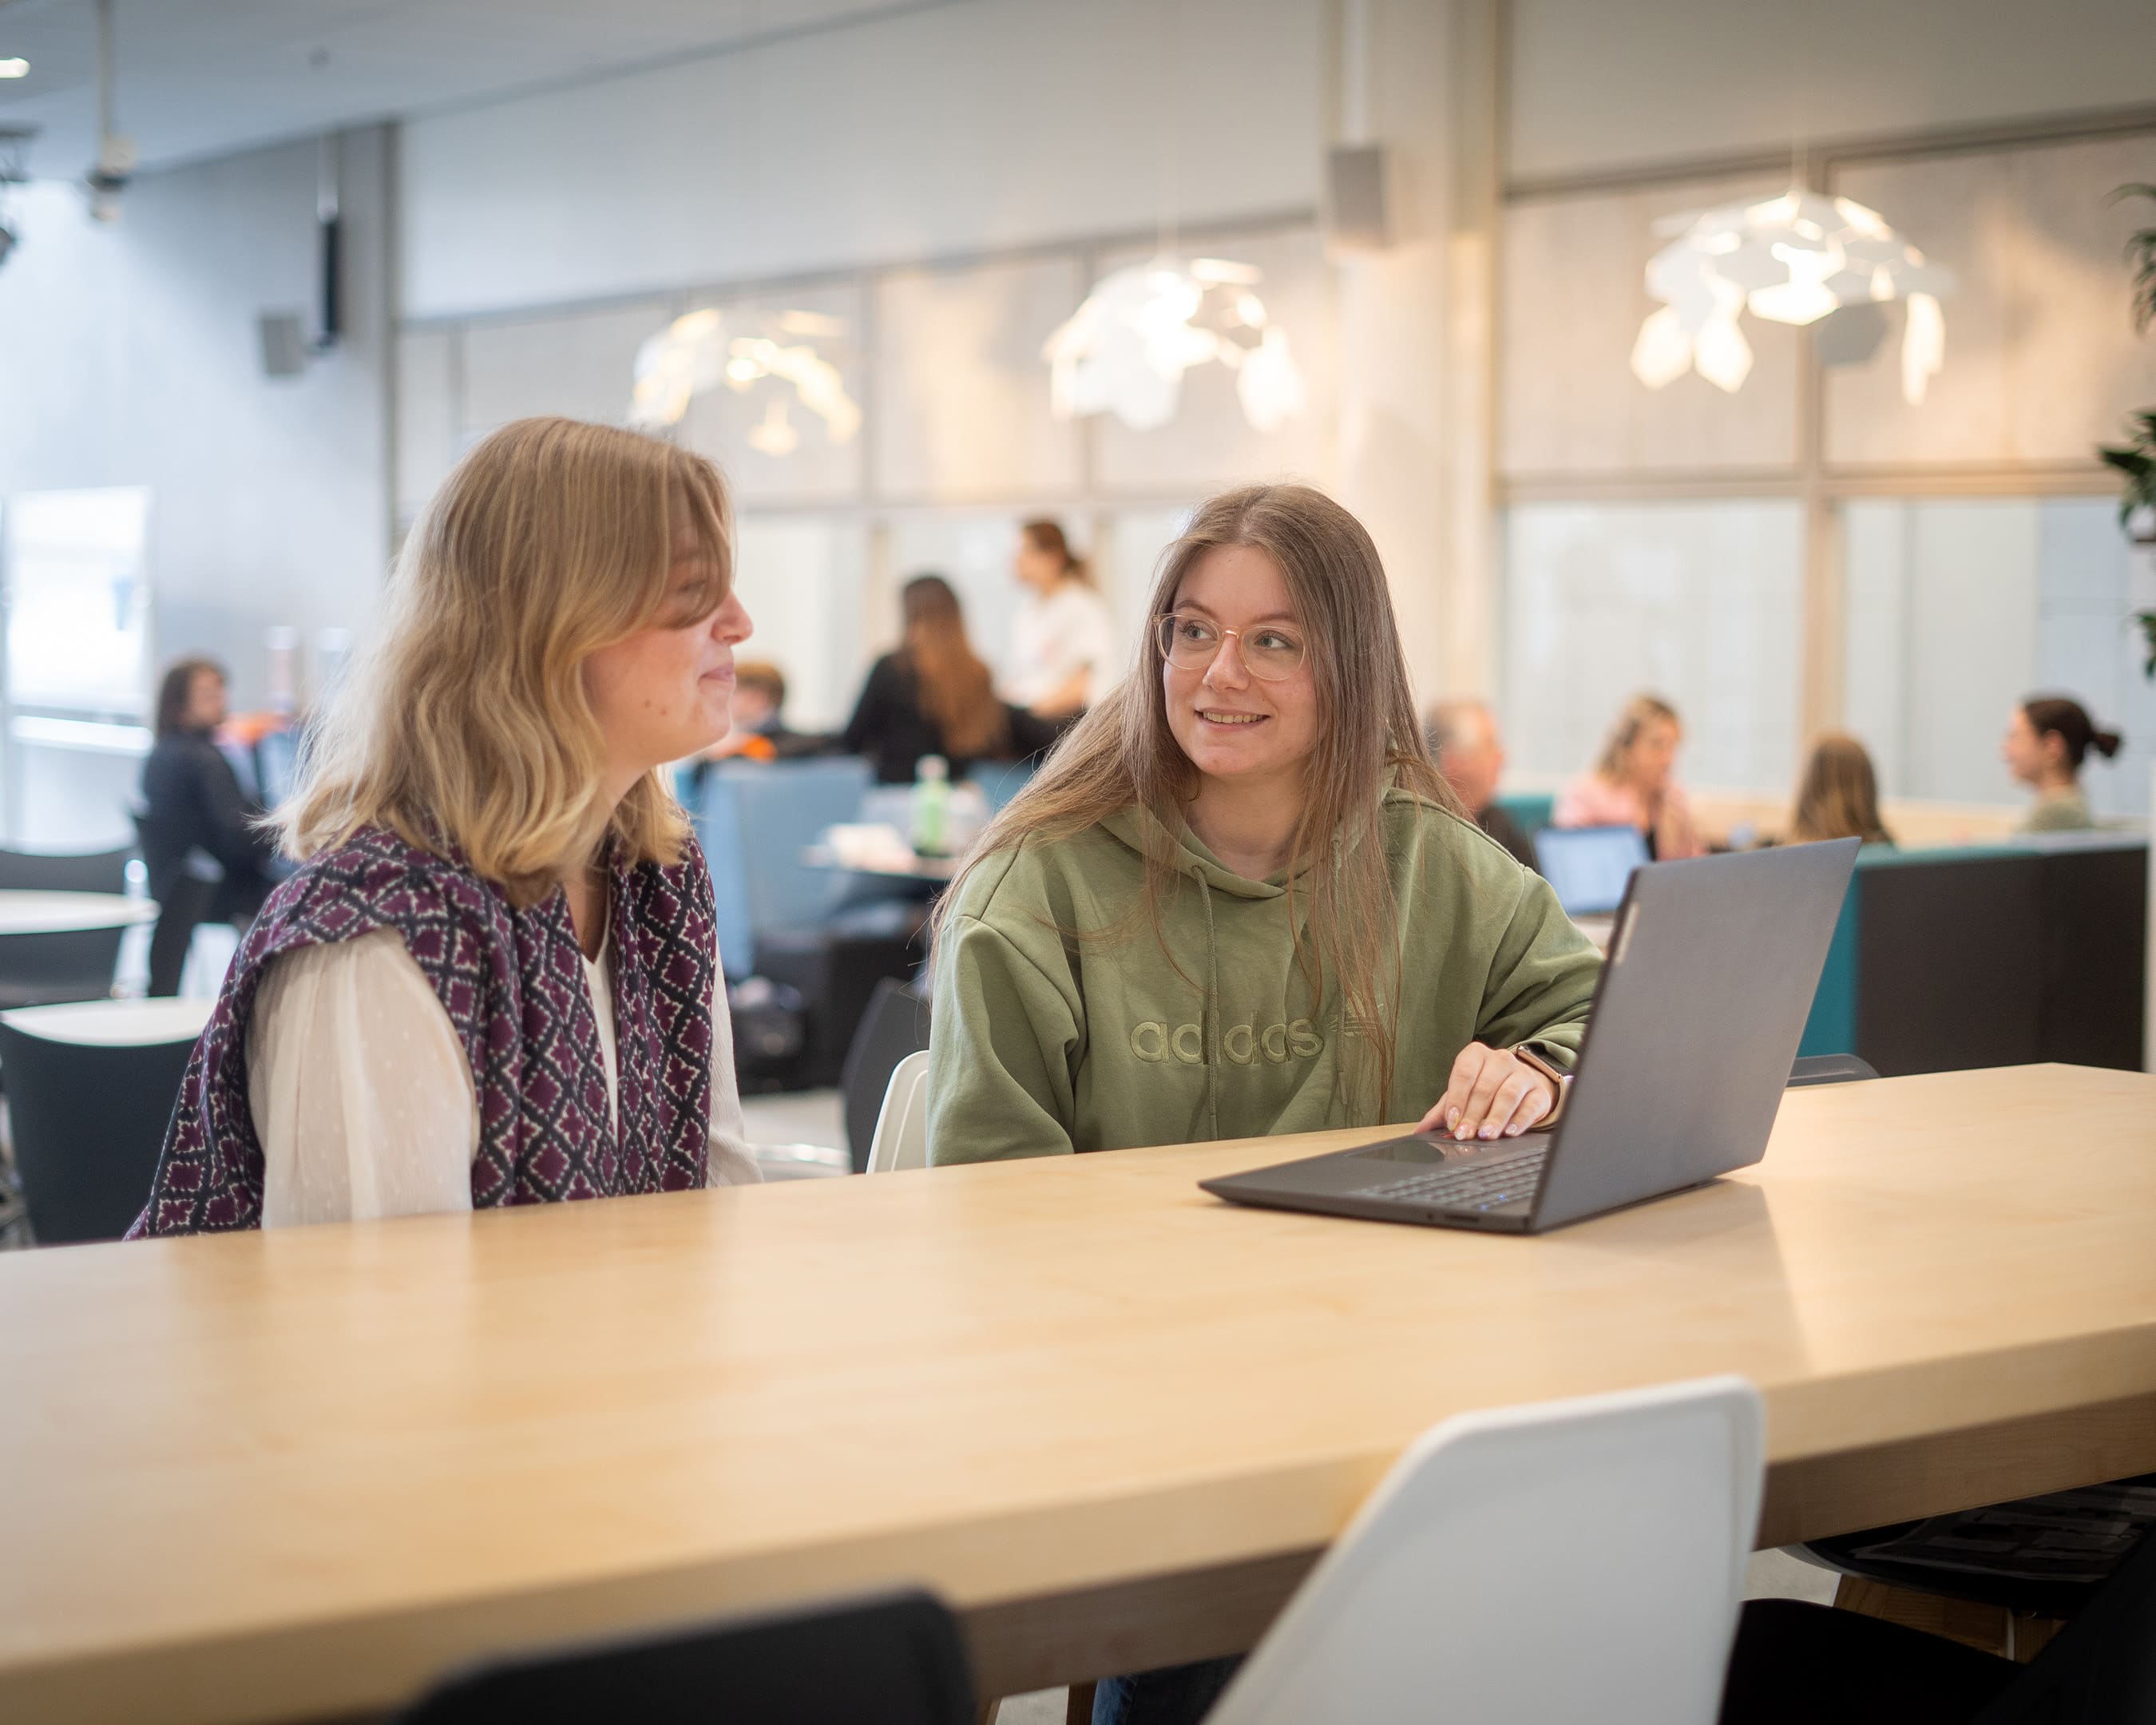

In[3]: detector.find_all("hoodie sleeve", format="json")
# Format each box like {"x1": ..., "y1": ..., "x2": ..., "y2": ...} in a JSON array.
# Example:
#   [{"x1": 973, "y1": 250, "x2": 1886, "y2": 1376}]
[
  {"x1": 928, "y1": 911, "x2": 1084, "y2": 1163},
  {"x1": 1472, "y1": 865, "x2": 1603, "y2": 1071}
]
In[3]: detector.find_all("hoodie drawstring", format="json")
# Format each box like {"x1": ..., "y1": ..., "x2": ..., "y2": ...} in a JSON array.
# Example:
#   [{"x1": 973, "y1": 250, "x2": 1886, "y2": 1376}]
[{"x1": 1199, "y1": 871, "x2": 1220, "y2": 1141}]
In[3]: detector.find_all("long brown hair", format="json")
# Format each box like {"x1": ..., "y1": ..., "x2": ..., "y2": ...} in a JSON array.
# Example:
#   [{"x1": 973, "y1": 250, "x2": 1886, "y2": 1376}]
[
  {"x1": 1595, "y1": 693, "x2": 1682, "y2": 779},
  {"x1": 282, "y1": 416, "x2": 733, "y2": 905},
  {"x1": 1791, "y1": 732, "x2": 1892, "y2": 846},
  {"x1": 901, "y1": 574, "x2": 1008, "y2": 760},
  {"x1": 940, "y1": 483, "x2": 1457, "y2": 1116}
]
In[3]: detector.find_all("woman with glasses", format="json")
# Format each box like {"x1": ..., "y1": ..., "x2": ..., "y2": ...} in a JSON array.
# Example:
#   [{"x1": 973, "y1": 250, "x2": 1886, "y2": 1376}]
[{"x1": 925, "y1": 484, "x2": 1600, "y2": 1720}]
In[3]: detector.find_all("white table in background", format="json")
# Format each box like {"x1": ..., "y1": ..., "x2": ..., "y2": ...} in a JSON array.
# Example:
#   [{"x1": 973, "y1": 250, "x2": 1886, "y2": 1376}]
[
  {"x1": 0, "y1": 892, "x2": 157, "y2": 937},
  {"x1": 0, "y1": 996, "x2": 212, "y2": 1044}
]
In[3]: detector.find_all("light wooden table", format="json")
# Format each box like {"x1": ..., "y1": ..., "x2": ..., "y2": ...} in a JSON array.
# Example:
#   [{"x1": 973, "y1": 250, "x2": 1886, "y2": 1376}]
[{"x1": 4, "y1": 1064, "x2": 2154, "y2": 1724}]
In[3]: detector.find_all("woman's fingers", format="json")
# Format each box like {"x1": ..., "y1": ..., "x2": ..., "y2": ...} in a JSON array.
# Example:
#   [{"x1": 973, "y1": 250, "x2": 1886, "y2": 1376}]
[
  {"x1": 1421, "y1": 1045, "x2": 1559, "y2": 1140},
  {"x1": 1452, "y1": 1049, "x2": 1516, "y2": 1140}
]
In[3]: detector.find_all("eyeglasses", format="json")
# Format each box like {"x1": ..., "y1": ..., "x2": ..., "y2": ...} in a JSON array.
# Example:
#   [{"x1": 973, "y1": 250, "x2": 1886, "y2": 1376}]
[{"x1": 1156, "y1": 611, "x2": 1308, "y2": 681}]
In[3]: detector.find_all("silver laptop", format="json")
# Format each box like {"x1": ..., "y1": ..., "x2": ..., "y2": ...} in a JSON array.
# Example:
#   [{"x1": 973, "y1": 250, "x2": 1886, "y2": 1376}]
[
  {"x1": 1536, "y1": 823, "x2": 1651, "y2": 918},
  {"x1": 1199, "y1": 839, "x2": 1860, "y2": 1234}
]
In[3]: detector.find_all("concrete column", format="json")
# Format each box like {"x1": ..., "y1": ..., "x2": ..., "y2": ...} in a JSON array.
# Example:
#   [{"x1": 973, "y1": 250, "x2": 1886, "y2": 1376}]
[{"x1": 1330, "y1": 0, "x2": 1502, "y2": 709}]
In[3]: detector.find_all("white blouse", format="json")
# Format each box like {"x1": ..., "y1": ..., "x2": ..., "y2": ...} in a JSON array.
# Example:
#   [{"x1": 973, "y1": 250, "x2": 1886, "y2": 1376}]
[
  {"x1": 1005, "y1": 581, "x2": 1117, "y2": 711},
  {"x1": 250, "y1": 926, "x2": 758, "y2": 1227}
]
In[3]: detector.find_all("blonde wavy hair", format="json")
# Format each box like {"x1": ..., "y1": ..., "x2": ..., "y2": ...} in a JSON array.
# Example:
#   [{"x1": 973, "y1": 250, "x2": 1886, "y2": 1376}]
[
  {"x1": 938, "y1": 482, "x2": 1457, "y2": 1116},
  {"x1": 280, "y1": 416, "x2": 732, "y2": 905}
]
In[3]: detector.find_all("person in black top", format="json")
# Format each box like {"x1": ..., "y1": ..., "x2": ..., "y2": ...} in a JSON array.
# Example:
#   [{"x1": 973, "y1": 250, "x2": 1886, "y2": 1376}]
[
  {"x1": 842, "y1": 575, "x2": 1058, "y2": 783},
  {"x1": 137, "y1": 656, "x2": 279, "y2": 927},
  {"x1": 1426, "y1": 698, "x2": 1540, "y2": 871}
]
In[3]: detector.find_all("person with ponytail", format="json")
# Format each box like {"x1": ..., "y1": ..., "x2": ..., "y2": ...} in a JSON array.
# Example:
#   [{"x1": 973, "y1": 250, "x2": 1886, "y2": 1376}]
[
  {"x1": 2003, "y1": 694, "x2": 2124, "y2": 832},
  {"x1": 1005, "y1": 518, "x2": 1117, "y2": 720},
  {"x1": 841, "y1": 573, "x2": 1057, "y2": 783},
  {"x1": 131, "y1": 418, "x2": 759, "y2": 1235}
]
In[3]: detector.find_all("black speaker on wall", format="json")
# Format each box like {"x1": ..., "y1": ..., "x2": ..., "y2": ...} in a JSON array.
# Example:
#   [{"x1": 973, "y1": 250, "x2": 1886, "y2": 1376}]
[{"x1": 1325, "y1": 143, "x2": 1390, "y2": 254}]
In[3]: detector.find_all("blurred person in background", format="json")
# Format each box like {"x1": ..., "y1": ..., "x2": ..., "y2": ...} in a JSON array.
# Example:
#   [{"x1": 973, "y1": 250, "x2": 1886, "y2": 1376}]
[
  {"x1": 1425, "y1": 697, "x2": 1538, "y2": 870},
  {"x1": 1553, "y1": 692, "x2": 1705, "y2": 859},
  {"x1": 1004, "y1": 518, "x2": 1116, "y2": 722},
  {"x1": 132, "y1": 417, "x2": 759, "y2": 1235},
  {"x1": 2003, "y1": 694, "x2": 2122, "y2": 832},
  {"x1": 699, "y1": 660, "x2": 826, "y2": 763},
  {"x1": 137, "y1": 655, "x2": 279, "y2": 929},
  {"x1": 1789, "y1": 732, "x2": 1895, "y2": 847},
  {"x1": 844, "y1": 573, "x2": 1057, "y2": 784}
]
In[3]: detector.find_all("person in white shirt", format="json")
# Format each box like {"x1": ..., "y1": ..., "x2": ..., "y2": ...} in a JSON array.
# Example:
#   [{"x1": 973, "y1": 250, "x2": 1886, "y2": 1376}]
[
  {"x1": 1003, "y1": 518, "x2": 1117, "y2": 720},
  {"x1": 132, "y1": 416, "x2": 759, "y2": 1237}
]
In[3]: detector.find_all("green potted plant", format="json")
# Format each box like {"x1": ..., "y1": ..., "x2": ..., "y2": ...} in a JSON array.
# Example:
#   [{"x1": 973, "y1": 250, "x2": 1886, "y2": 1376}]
[{"x1": 2097, "y1": 183, "x2": 2156, "y2": 672}]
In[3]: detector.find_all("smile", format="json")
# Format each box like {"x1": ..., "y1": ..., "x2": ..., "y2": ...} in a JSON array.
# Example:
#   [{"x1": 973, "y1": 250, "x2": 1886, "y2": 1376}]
[{"x1": 1199, "y1": 710, "x2": 1268, "y2": 726}]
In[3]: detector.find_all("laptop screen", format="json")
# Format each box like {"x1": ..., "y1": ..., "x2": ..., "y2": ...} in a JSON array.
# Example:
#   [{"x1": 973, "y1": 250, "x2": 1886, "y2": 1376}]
[{"x1": 1536, "y1": 824, "x2": 1650, "y2": 918}]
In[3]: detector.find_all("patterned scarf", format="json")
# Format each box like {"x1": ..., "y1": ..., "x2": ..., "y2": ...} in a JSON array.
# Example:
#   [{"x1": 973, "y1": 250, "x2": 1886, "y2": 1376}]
[{"x1": 131, "y1": 825, "x2": 717, "y2": 1235}]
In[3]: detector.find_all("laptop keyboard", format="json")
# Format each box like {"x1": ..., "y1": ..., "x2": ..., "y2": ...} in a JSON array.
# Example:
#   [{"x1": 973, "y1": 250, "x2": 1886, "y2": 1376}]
[{"x1": 1347, "y1": 1143, "x2": 1551, "y2": 1212}]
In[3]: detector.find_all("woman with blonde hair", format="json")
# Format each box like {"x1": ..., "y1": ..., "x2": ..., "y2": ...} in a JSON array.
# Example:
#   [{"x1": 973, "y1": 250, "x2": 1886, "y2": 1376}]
[
  {"x1": 841, "y1": 573, "x2": 1056, "y2": 783},
  {"x1": 133, "y1": 417, "x2": 758, "y2": 1235},
  {"x1": 1552, "y1": 692, "x2": 1706, "y2": 859},
  {"x1": 1790, "y1": 732, "x2": 1894, "y2": 847}
]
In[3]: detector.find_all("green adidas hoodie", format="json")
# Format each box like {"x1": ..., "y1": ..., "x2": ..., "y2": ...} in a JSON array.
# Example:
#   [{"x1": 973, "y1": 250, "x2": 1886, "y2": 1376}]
[{"x1": 927, "y1": 790, "x2": 1603, "y2": 1162}]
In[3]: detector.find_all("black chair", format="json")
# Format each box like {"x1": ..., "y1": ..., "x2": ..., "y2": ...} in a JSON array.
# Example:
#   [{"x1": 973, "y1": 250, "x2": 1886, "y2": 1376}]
[
  {"x1": 1720, "y1": 1505, "x2": 2156, "y2": 1723},
  {"x1": 395, "y1": 1588, "x2": 974, "y2": 1725},
  {"x1": 0, "y1": 843, "x2": 138, "y2": 1008},
  {"x1": 0, "y1": 1010, "x2": 196, "y2": 1243},
  {"x1": 842, "y1": 977, "x2": 933, "y2": 1172},
  {"x1": 0, "y1": 843, "x2": 133, "y2": 895}
]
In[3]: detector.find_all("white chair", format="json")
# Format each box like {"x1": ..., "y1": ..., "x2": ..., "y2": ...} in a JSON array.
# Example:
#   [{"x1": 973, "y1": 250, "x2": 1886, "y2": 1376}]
[
  {"x1": 1206, "y1": 1374, "x2": 1765, "y2": 1725},
  {"x1": 864, "y1": 1049, "x2": 930, "y2": 1173}
]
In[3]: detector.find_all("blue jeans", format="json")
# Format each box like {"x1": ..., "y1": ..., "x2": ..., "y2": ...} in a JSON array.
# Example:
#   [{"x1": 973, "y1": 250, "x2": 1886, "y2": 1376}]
[{"x1": 1092, "y1": 1656, "x2": 1243, "y2": 1725}]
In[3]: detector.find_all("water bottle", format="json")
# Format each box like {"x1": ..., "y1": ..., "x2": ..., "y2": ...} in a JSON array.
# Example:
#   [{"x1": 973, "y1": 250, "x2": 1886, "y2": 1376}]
[{"x1": 911, "y1": 755, "x2": 950, "y2": 856}]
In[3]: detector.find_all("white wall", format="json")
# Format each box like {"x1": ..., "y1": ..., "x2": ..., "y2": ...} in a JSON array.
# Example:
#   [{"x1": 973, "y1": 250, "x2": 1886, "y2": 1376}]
[
  {"x1": 0, "y1": 129, "x2": 393, "y2": 704},
  {"x1": 1508, "y1": 0, "x2": 2156, "y2": 181},
  {"x1": 0, "y1": 129, "x2": 392, "y2": 843},
  {"x1": 398, "y1": 0, "x2": 1325, "y2": 319}
]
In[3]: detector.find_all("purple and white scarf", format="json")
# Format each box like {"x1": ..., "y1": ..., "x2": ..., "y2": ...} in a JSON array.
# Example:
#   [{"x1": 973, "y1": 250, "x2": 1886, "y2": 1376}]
[{"x1": 131, "y1": 825, "x2": 717, "y2": 1235}]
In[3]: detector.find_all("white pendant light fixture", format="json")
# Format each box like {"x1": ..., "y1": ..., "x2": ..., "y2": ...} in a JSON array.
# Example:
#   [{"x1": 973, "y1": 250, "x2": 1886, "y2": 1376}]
[
  {"x1": 1042, "y1": 255, "x2": 1306, "y2": 434},
  {"x1": 1631, "y1": 188, "x2": 1956, "y2": 404},
  {"x1": 628, "y1": 306, "x2": 862, "y2": 448}
]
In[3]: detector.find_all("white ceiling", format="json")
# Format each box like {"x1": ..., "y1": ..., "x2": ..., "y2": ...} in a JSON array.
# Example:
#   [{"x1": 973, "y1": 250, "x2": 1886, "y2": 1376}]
[{"x1": 0, "y1": 0, "x2": 934, "y2": 181}]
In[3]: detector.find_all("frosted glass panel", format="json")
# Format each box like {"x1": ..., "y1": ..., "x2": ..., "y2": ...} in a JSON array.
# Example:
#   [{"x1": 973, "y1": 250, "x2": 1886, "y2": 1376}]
[
  {"x1": 731, "y1": 515, "x2": 871, "y2": 734},
  {"x1": 1843, "y1": 498, "x2": 2152, "y2": 816},
  {"x1": 680, "y1": 280, "x2": 865, "y2": 506},
  {"x1": 1501, "y1": 500, "x2": 1804, "y2": 792},
  {"x1": 1098, "y1": 506, "x2": 1194, "y2": 688},
  {"x1": 1827, "y1": 136, "x2": 2156, "y2": 468},
  {"x1": 395, "y1": 329, "x2": 458, "y2": 522},
  {"x1": 1090, "y1": 228, "x2": 1335, "y2": 495},
  {"x1": 3, "y1": 487, "x2": 153, "y2": 716},
  {"x1": 460, "y1": 299, "x2": 672, "y2": 438},
  {"x1": 1500, "y1": 173, "x2": 1798, "y2": 478},
  {"x1": 874, "y1": 257, "x2": 1084, "y2": 502}
]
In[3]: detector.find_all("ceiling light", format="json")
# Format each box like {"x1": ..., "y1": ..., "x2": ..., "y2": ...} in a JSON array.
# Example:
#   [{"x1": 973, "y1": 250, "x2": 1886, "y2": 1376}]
[
  {"x1": 0, "y1": 60, "x2": 28, "y2": 78},
  {"x1": 629, "y1": 307, "x2": 861, "y2": 448},
  {"x1": 1631, "y1": 188, "x2": 1955, "y2": 404},
  {"x1": 1043, "y1": 256, "x2": 1306, "y2": 434}
]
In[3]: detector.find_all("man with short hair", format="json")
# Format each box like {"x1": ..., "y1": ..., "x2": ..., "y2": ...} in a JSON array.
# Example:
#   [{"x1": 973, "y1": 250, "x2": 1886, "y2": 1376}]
[{"x1": 1426, "y1": 698, "x2": 1539, "y2": 872}]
